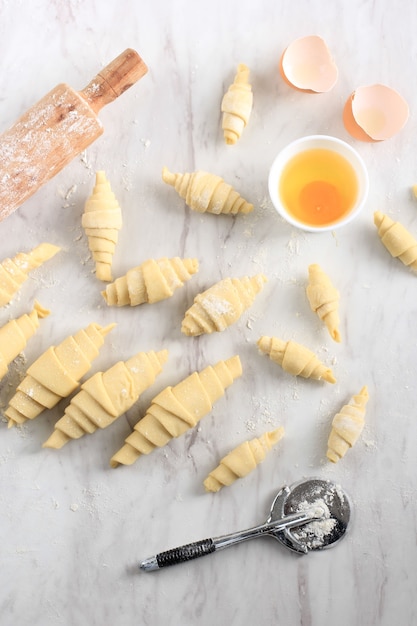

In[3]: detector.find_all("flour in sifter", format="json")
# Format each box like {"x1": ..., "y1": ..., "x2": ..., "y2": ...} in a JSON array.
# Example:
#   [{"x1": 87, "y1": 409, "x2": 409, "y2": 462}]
[{"x1": 292, "y1": 497, "x2": 336, "y2": 549}]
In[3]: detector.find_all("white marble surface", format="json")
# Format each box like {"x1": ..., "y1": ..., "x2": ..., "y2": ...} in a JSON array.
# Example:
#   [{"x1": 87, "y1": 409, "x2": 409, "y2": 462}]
[{"x1": 1, "y1": 1, "x2": 417, "y2": 624}]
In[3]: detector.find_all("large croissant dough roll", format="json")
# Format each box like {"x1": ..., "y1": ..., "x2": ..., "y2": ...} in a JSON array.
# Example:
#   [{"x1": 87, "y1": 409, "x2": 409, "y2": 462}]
[
  {"x1": 221, "y1": 63, "x2": 253, "y2": 145},
  {"x1": 327, "y1": 386, "x2": 369, "y2": 463},
  {"x1": 5, "y1": 322, "x2": 115, "y2": 428},
  {"x1": 0, "y1": 301, "x2": 50, "y2": 382},
  {"x1": 374, "y1": 211, "x2": 417, "y2": 272},
  {"x1": 162, "y1": 167, "x2": 253, "y2": 215},
  {"x1": 306, "y1": 263, "x2": 341, "y2": 342},
  {"x1": 43, "y1": 349, "x2": 168, "y2": 449},
  {"x1": 82, "y1": 171, "x2": 123, "y2": 282},
  {"x1": 110, "y1": 355, "x2": 242, "y2": 468},
  {"x1": 257, "y1": 336, "x2": 336, "y2": 383},
  {"x1": 0, "y1": 243, "x2": 60, "y2": 307},
  {"x1": 182, "y1": 274, "x2": 267, "y2": 336},
  {"x1": 204, "y1": 427, "x2": 284, "y2": 493},
  {"x1": 102, "y1": 257, "x2": 199, "y2": 307}
]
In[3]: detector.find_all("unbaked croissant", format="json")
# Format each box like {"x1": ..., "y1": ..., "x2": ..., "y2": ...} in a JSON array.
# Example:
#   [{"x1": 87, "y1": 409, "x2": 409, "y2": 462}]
[
  {"x1": 306, "y1": 263, "x2": 341, "y2": 342},
  {"x1": 327, "y1": 386, "x2": 369, "y2": 463},
  {"x1": 221, "y1": 63, "x2": 253, "y2": 145},
  {"x1": 82, "y1": 171, "x2": 123, "y2": 282},
  {"x1": 203, "y1": 427, "x2": 284, "y2": 492},
  {"x1": 110, "y1": 355, "x2": 242, "y2": 467},
  {"x1": 43, "y1": 349, "x2": 168, "y2": 449},
  {"x1": 257, "y1": 336, "x2": 336, "y2": 383},
  {"x1": 0, "y1": 243, "x2": 60, "y2": 307},
  {"x1": 101, "y1": 257, "x2": 199, "y2": 307},
  {"x1": 5, "y1": 322, "x2": 115, "y2": 428},
  {"x1": 162, "y1": 167, "x2": 253, "y2": 215},
  {"x1": 374, "y1": 211, "x2": 417, "y2": 272},
  {"x1": 181, "y1": 274, "x2": 267, "y2": 336},
  {"x1": 0, "y1": 301, "x2": 50, "y2": 382}
]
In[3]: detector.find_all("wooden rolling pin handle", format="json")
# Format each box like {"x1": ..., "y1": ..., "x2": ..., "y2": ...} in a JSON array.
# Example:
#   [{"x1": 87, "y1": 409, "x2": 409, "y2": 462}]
[{"x1": 80, "y1": 48, "x2": 148, "y2": 114}]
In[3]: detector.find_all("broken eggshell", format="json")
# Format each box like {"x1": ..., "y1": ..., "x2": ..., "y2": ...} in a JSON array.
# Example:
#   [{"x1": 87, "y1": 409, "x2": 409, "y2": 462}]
[
  {"x1": 280, "y1": 35, "x2": 338, "y2": 93},
  {"x1": 343, "y1": 84, "x2": 409, "y2": 141}
]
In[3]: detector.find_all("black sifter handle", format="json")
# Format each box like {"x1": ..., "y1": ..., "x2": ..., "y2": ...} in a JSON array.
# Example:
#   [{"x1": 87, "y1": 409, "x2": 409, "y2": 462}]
[
  {"x1": 140, "y1": 539, "x2": 216, "y2": 571},
  {"x1": 157, "y1": 539, "x2": 215, "y2": 567}
]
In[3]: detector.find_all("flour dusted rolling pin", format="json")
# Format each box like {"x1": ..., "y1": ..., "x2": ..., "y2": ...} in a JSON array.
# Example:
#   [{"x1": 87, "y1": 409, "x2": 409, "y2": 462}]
[{"x1": 0, "y1": 48, "x2": 148, "y2": 223}]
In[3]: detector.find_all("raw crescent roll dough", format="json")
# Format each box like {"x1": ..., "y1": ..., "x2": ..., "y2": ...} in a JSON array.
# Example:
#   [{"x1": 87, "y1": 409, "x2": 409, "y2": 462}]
[
  {"x1": 110, "y1": 355, "x2": 242, "y2": 468},
  {"x1": 0, "y1": 243, "x2": 60, "y2": 307},
  {"x1": 82, "y1": 171, "x2": 123, "y2": 282},
  {"x1": 257, "y1": 336, "x2": 336, "y2": 383},
  {"x1": 306, "y1": 263, "x2": 341, "y2": 342},
  {"x1": 0, "y1": 301, "x2": 50, "y2": 382},
  {"x1": 43, "y1": 349, "x2": 168, "y2": 449},
  {"x1": 221, "y1": 63, "x2": 253, "y2": 145},
  {"x1": 327, "y1": 386, "x2": 369, "y2": 463},
  {"x1": 5, "y1": 322, "x2": 115, "y2": 428},
  {"x1": 181, "y1": 274, "x2": 267, "y2": 336},
  {"x1": 204, "y1": 427, "x2": 284, "y2": 492},
  {"x1": 374, "y1": 211, "x2": 417, "y2": 271},
  {"x1": 162, "y1": 167, "x2": 253, "y2": 215},
  {"x1": 101, "y1": 257, "x2": 199, "y2": 307}
]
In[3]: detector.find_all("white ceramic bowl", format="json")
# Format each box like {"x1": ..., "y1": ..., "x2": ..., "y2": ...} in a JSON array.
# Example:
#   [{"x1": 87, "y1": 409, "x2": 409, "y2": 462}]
[{"x1": 268, "y1": 135, "x2": 369, "y2": 232}]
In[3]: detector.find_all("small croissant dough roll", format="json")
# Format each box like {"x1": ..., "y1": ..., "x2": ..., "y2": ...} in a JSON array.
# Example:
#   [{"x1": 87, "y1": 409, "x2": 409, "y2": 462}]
[
  {"x1": 0, "y1": 301, "x2": 50, "y2": 382},
  {"x1": 374, "y1": 211, "x2": 417, "y2": 272},
  {"x1": 43, "y1": 349, "x2": 168, "y2": 449},
  {"x1": 257, "y1": 336, "x2": 336, "y2": 383},
  {"x1": 110, "y1": 355, "x2": 242, "y2": 468},
  {"x1": 204, "y1": 427, "x2": 284, "y2": 493},
  {"x1": 162, "y1": 167, "x2": 253, "y2": 215},
  {"x1": 327, "y1": 386, "x2": 369, "y2": 463},
  {"x1": 102, "y1": 257, "x2": 199, "y2": 307},
  {"x1": 82, "y1": 171, "x2": 123, "y2": 282},
  {"x1": 5, "y1": 322, "x2": 115, "y2": 428},
  {"x1": 221, "y1": 63, "x2": 253, "y2": 145},
  {"x1": 181, "y1": 274, "x2": 267, "y2": 336},
  {"x1": 0, "y1": 243, "x2": 60, "y2": 307},
  {"x1": 306, "y1": 264, "x2": 341, "y2": 342}
]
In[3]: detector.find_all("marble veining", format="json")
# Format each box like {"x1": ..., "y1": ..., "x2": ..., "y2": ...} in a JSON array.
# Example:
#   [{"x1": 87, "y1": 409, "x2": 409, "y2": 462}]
[{"x1": 1, "y1": 0, "x2": 417, "y2": 624}]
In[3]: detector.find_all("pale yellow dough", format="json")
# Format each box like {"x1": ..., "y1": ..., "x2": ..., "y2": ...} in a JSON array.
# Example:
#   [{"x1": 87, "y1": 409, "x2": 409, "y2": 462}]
[
  {"x1": 374, "y1": 211, "x2": 417, "y2": 272},
  {"x1": 43, "y1": 349, "x2": 168, "y2": 449},
  {"x1": 5, "y1": 322, "x2": 115, "y2": 427},
  {"x1": 0, "y1": 243, "x2": 60, "y2": 307},
  {"x1": 110, "y1": 355, "x2": 242, "y2": 468},
  {"x1": 204, "y1": 427, "x2": 284, "y2": 492},
  {"x1": 82, "y1": 171, "x2": 123, "y2": 282},
  {"x1": 101, "y1": 257, "x2": 199, "y2": 307},
  {"x1": 257, "y1": 336, "x2": 336, "y2": 383},
  {"x1": 181, "y1": 274, "x2": 267, "y2": 336},
  {"x1": 327, "y1": 386, "x2": 369, "y2": 463},
  {"x1": 221, "y1": 63, "x2": 253, "y2": 145},
  {"x1": 0, "y1": 301, "x2": 50, "y2": 382},
  {"x1": 162, "y1": 167, "x2": 253, "y2": 215},
  {"x1": 306, "y1": 263, "x2": 341, "y2": 342}
]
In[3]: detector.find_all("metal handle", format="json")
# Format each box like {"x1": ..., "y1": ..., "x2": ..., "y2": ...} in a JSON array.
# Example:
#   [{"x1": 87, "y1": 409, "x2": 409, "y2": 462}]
[{"x1": 139, "y1": 510, "x2": 319, "y2": 572}]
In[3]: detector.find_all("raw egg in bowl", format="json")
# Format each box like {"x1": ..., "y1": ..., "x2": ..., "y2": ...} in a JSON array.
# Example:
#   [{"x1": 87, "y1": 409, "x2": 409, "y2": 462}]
[{"x1": 268, "y1": 135, "x2": 369, "y2": 232}]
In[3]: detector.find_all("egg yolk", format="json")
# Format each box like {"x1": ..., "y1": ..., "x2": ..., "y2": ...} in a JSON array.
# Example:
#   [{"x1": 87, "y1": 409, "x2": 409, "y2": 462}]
[{"x1": 279, "y1": 148, "x2": 358, "y2": 227}]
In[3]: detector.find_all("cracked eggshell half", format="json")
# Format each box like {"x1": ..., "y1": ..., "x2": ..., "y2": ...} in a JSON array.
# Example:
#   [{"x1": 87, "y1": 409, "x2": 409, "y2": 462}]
[
  {"x1": 343, "y1": 84, "x2": 409, "y2": 141},
  {"x1": 279, "y1": 35, "x2": 338, "y2": 93}
]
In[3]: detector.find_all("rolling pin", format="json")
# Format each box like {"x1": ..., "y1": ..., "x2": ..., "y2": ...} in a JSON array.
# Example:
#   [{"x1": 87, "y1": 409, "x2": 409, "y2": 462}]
[{"x1": 0, "y1": 48, "x2": 147, "y2": 223}]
